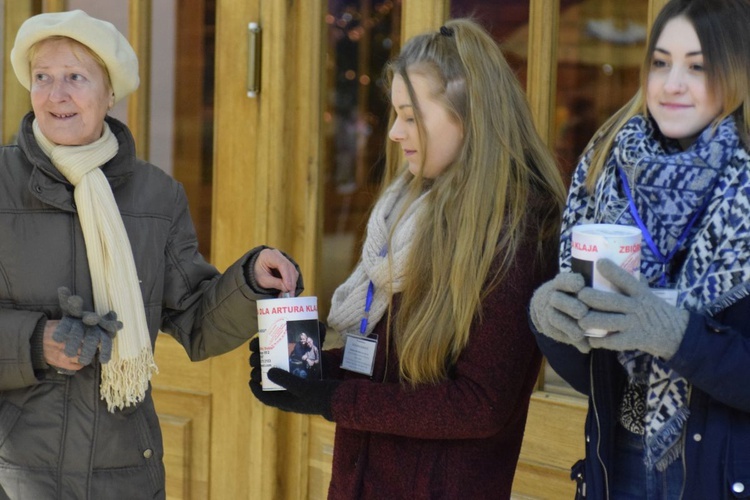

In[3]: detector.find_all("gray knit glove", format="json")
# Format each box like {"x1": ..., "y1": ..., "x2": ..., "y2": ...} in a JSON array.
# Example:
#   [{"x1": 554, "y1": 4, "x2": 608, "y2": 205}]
[
  {"x1": 92, "y1": 311, "x2": 123, "y2": 364},
  {"x1": 529, "y1": 272, "x2": 591, "y2": 353},
  {"x1": 578, "y1": 259, "x2": 689, "y2": 360},
  {"x1": 53, "y1": 287, "x2": 122, "y2": 367}
]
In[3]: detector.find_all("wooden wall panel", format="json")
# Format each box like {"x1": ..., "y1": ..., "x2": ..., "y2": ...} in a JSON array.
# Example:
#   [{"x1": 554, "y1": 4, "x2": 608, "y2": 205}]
[
  {"x1": 151, "y1": 386, "x2": 212, "y2": 500},
  {"x1": 307, "y1": 418, "x2": 336, "y2": 500},
  {"x1": 160, "y1": 415, "x2": 192, "y2": 500},
  {"x1": 513, "y1": 461, "x2": 578, "y2": 499}
]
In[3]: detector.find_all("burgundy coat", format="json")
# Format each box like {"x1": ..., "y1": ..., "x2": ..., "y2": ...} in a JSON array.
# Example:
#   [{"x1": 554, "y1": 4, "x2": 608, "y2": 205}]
[{"x1": 324, "y1": 220, "x2": 556, "y2": 499}]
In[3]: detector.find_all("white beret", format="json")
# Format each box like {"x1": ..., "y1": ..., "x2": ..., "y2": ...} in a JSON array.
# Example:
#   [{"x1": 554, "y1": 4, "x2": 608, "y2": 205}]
[{"x1": 11, "y1": 9, "x2": 139, "y2": 103}]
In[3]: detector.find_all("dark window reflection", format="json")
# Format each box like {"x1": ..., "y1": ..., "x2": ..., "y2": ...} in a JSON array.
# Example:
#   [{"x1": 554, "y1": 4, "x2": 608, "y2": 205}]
[
  {"x1": 321, "y1": 0, "x2": 401, "y2": 319},
  {"x1": 552, "y1": 0, "x2": 647, "y2": 185},
  {"x1": 450, "y1": 0, "x2": 530, "y2": 84}
]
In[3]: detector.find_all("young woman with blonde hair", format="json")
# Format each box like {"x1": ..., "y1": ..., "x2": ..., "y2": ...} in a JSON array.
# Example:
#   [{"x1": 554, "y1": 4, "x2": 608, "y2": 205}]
[{"x1": 251, "y1": 18, "x2": 566, "y2": 499}]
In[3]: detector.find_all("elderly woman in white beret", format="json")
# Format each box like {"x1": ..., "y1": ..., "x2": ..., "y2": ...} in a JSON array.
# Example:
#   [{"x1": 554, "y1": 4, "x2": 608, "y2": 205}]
[{"x1": 0, "y1": 10, "x2": 301, "y2": 499}]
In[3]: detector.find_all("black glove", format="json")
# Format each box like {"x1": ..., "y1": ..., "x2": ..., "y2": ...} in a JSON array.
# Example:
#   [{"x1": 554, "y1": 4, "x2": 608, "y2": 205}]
[
  {"x1": 317, "y1": 321, "x2": 327, "y2": 347},
  {"x1": 249, "y1": 335, "x2": 262, "y2": 372},
  {"x1": 53, "y1": 287, "x2": 123, "y2": 367},
  {"x1": 249, "y1": 336, "x2": 339, "y2": 421}
]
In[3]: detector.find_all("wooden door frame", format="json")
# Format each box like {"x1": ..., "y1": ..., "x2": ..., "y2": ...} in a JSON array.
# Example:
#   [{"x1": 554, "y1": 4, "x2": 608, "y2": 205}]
[{"x1": 211, "y1": 1, "x2": 325, "y2": 498}]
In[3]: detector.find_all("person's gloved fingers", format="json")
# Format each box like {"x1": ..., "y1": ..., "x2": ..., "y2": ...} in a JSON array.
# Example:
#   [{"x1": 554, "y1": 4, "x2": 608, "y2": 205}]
[
  {"x1": 578, "y1": 311, "x2": 630, "y2": 333},
  {"x1": 267, "y1": 368, "x2": 308, "y2": 395},
  {"x1": 588, "y1": 332, "x2": 636, "y2": 352},
  {"x1": 99, "y1": 333, "x2": 113, "y2": 363},
  {"x1": 249, "y1": 379, "x2": 264, "y2": 398},
  {"x1": 98, "y1": 312, "x2": 123, "y2": 337},
  {"x1": 547, "y1": 309, "x2": 588, "y2": 342},
  {"x1": 63, "y1": 321, "x2": 86, "y2": 357},
  {"x1": 249, "y1": 349, "x2": 261, "y2": 369},
  {"x1": 249, "y1": 378, "x2": 298, "y2": 412},
  {"x1": 249, "y1": 335, "x2": 260, "y2": 353},
  {"x1": 250, "y1": 366, "x2": 262, "y2": 384},
  {"x1": 52, "y1": 316, "x2": 76, "y2": 343},
  {"x1": 532, "y1": 273, "x2": 586, "y2": 310},
  {"x1": 550, "y1": 271, "x2": 587, "y2": 293},
  {"x1": 318, "y1": 322, "x2": 327, "y2": 347},
  {"x1": 578, "y1": 287, "x2": 637, "y2": 313},
  {"x1": 595, "y1": 259, "x2": 644, "y2": 296},
  {"x1": 60, "y1": 290, "x2": 84, "y2": 318},
  {"x1": 78, "y1": 329, "x2": 101, "y2": 365},
  {"x1": 57, "y1": 287, "x2": 73, "y2": 313},
  {"x1": 81, "y1": 311, "x2": 101, "y2": 326},
  {"x1": 548, "y1": 290, "x2": 589, "y2": 319}
]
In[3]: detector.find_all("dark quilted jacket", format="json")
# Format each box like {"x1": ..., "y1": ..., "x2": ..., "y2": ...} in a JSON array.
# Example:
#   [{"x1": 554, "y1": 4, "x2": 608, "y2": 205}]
[{"x1": 0, "y1": 113, "x2": 266, "y2": 499}]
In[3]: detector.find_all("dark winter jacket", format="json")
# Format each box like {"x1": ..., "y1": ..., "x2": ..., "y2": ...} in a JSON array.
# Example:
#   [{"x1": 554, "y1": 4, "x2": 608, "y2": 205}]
[
  {"x1": 535, "y1": 294, "x2": 750, "y2": 500},
  {"x1": 323, "y1": 217, "x2": 555, "y2": 500},
  {"x1": 0, "y1": 113, "x2": 269, "y2": 499}
]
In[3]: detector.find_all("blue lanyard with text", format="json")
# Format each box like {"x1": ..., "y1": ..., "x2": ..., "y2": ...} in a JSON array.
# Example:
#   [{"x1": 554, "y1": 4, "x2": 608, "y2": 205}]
[{"x1": 618, "y1": 167, "x2": 706, "y2": 286}]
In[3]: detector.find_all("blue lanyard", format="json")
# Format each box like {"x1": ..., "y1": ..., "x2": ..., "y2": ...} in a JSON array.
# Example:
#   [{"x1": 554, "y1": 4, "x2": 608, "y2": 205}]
[
  {"x1": 617, "y1": 167, "x2": 707, "y2": 286},
  {"x1": 359, "y1": 281, "x2": 375, "y2": 334},
  {"x1": 360, "y1": 245, "x2": 388, "y2": 334}
]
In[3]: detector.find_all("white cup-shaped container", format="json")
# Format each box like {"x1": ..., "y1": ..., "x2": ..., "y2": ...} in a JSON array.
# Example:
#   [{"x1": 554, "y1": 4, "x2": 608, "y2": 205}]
[
  {"x1": 571, "y1": 224, "x2": 642, "y2": 337},
  {"x1": 256, "y1": 296, "x2": 319, "y2": 390}
]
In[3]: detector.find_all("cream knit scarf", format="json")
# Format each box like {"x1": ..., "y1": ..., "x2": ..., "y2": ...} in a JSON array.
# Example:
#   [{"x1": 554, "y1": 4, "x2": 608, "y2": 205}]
[
  {"x1": 34, "y1": 120, "x2": 157, "y2": 412},
  {"x1": 328, "y1": 176, "x2": 428, "y2": 335}
]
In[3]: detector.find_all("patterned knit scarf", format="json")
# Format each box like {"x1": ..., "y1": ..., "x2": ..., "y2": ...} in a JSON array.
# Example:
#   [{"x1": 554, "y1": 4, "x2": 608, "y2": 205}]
[
  {"x1": 560, "y1": 115, "x2": 750, "y2": 470},
  {"x1": 34, "y1": 120, "x2": 157, "y2": 412},
  {"x1": 328, "y1": 176, "x2": 427, "y2": 336}
]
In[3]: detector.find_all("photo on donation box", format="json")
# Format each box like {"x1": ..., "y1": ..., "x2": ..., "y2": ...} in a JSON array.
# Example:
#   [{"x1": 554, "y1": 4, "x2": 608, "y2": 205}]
[
  {"x1": 257, "y1": 296, "x2": 320, "y2": 390},
  {"x1": 287, "y1": 319, "x2": 322, "y2": 380}
]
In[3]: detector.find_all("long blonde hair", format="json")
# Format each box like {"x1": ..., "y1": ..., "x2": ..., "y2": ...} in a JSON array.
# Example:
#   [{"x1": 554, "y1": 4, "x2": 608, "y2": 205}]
[
  {"x1": 381, "y1": 18, "x2": 566, "y2": 385},
  {"x1": 584, "y1": 0, "x2": 750, "y2": 191}
]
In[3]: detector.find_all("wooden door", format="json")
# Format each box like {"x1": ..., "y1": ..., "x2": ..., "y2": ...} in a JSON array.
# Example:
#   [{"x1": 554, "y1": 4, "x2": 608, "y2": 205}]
[{"x1": 151, "y1": 1, "x2": 326, "y2": 499}]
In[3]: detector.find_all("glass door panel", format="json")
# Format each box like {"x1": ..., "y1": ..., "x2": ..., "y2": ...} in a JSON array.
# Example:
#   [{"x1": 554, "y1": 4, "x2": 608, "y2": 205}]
[
  {"x1": 321, "y1": 0, "x2": 402, "y2": 325},
  {"x1": 450, "y1": 0, "x2": 530, "y2": 83},
  {"x1": 552, "y1": 0, "x2": 648, "y2": 184}
]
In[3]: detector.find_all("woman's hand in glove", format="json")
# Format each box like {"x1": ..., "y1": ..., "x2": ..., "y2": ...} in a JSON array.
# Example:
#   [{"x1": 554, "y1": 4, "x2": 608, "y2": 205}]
[
  {"x1": 249, "y1": 336, "x2": 339, "y2": 421},
  {"x1": 529, "y1": 272, "x2": 591, "y2": 353},
  {"x1": 578, "y1": 259, "x2": 689, "y2": 360}
]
